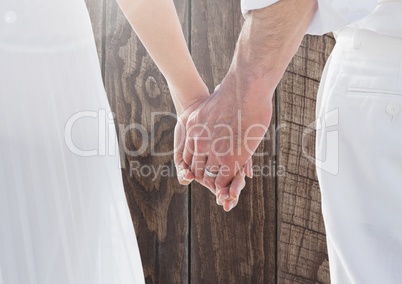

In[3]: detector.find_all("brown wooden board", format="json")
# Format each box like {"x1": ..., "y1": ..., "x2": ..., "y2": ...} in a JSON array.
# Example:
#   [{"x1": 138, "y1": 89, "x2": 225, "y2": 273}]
[
  {"x1": 190, "y1": 1, "x2": 276, "y2": 283},
  {"x1": 102, "y1": 0, "x2": 190, "y2": 282},
  {"x1": 277, "y1": 34, "x2": 335, "y2": 284},
  {"x1": 84, "y1": 0, "x2": 335, "y2": 282}
]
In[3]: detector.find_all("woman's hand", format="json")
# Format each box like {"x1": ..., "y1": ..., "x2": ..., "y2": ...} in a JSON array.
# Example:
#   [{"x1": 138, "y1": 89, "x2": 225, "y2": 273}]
[{"x1": 174, "y1": 96, "x2": 207, "y2": 187}]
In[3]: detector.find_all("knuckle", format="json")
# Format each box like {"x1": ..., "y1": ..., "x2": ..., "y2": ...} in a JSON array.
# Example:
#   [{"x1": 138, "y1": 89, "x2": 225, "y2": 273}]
[
  {"x1": 183, "y1": 152, "x2": 193, "y2": 164},
  {"x1": 195, "y1": 172, "x2": 204, "y2": 181},
  {"x1": 204, "y1": 180, "x2": 215, "y2": 191},
  {"x1": 218, "y1": 155, "x2": 234, "y2": 166},
  {"x1": 215, "y1": 179, "x2": 229, "y2": 190}
]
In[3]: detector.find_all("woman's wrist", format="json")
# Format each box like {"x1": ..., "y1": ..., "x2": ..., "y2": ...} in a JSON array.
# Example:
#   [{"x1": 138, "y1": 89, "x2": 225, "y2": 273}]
[{"x1": 170, "y1": 83, "x2": 209, "y2": 116}]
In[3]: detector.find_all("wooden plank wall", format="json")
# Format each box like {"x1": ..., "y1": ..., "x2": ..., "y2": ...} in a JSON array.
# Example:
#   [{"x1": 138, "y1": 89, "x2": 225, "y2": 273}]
[
  {"x1": 277, "y1": 35, "x2": 335, "y2": 284},
  {"x1": 85, "y1": 0, "x2": 335, "y2": 283},
  {"x1": 189, "y1": 2, "x2": 277, "y2": 283}
]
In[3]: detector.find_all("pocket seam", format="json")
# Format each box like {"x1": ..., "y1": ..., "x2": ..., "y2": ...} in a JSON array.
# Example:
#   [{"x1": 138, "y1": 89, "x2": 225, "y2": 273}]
[{"x1": 347, "y1": 88, "x2": 402, "y2": 97}]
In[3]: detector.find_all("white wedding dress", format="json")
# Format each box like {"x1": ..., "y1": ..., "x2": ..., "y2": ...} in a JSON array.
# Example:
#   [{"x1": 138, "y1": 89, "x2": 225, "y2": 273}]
[{"x1": 0, "y1": 0, "x2": 144, "y2": 283}]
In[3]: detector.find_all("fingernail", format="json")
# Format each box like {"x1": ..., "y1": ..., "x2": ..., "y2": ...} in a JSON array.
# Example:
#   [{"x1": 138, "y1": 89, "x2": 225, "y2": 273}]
[
  {"x1": 224, "y1": 201, "x2": 234, "y2": 212},
  {"x1": 219, "y1": 193, "x2": 229, "y2": 200},
  {"x1": 179, "y1": 169, "x2": 193, "y2": 182},
  {"x1": 217, "y1": 186, "x2": 229, "y2": 193},
  {"x1": 216, "y1": 198, "x2": 223, "y2": 206},
  {"x1": 229, "y1": 200, "x2": 235, "y2": 211},
  {"x1": 183, "y1": 175, "x2": 193, "y2": 182},
  {"x1": 178, "y1": 169, "x2": 185, "y2": 178}
]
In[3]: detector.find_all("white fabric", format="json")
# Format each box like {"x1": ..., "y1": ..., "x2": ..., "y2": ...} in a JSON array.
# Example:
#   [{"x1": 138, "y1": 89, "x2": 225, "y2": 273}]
[
  {"x1": 315, "y1": 27, "x2": 402, "y2": 283},
  {"x1": 346, "y1": 1, "x2": 402, "y2": 38},
  {"x1": 241, "y1": 0, "x2": 384, "y2": 35},
  {"x1": 242, "y1": 0, "x2": 402, "y2": 281},
  {"x1": 0, "y1": 0, "x2": 145, "y2": 283}
]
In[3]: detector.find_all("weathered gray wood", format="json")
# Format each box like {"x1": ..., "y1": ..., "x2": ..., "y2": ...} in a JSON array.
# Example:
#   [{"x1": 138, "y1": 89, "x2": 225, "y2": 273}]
[
  {"x1": 190, "y1": 1, "x2": 277, "y2": 282},
  {"x1": 103, "y1": 0, "x2": 190, "y2": 282},
  {"x1": 85, "y1": 0, "x2": 335, "y2": 282},
  {"x1": 277, "y1": 34, "x2": 335, "y2": 284}
]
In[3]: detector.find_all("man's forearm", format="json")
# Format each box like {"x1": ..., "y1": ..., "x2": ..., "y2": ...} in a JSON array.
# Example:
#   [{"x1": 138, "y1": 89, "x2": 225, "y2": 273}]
[{"x1": 226, "y1": 0, "x2": 318, "y2": 103}]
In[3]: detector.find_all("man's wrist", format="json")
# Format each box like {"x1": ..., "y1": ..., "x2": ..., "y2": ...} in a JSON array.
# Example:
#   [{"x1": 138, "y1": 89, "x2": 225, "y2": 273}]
[
  {"x1": 224, "y1": 33, "x2": 284, "y2": 103},
  {"x1": 226, "y1": 0, "x2": 317, "y2": 102},
  {"x1": 224, "y1": 60, "x2": 278, "y2": 104}
]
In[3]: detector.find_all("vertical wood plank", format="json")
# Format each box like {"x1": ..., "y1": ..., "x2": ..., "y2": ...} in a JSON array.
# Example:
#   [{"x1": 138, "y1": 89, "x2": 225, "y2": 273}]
[
  {"x1": 102, "y1": 1, "x2": 190, "y2": 283},
  {"x1": 190, "y1": 1, "x2": 277, "y2": 282},
  {"x1": 277, "y1": 34, "x2": 335, "y2": 284},
  {"x1": 85, "y1": 0, "x2": 335, "y2": 282}
]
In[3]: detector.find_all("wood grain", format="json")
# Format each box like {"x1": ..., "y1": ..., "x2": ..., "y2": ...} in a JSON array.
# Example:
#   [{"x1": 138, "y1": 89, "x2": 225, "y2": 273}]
[
  {"x1": 85, "y1": 0, "x2": 335, "y2": 282},
  {"x1": 277, "y1": 34, "x2": 335, "y2": 284},
  {"x1": 190, "y1": 1, "x2": 277, "y2": 282},
  {"x1": 103, "y1": 0, "x2": 190, "y2": 282}
]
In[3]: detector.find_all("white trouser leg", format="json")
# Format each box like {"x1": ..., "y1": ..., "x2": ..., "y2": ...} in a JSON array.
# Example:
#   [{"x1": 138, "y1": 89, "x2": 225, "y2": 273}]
[{"x1": 316, "y1": 27, "x2": 402, "y2": 284}]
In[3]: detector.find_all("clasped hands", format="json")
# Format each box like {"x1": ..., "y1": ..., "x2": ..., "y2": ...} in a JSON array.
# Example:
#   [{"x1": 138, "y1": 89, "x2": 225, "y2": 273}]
[{"x1": 174, "y1": 74, "x2": 273, "y2": 212}]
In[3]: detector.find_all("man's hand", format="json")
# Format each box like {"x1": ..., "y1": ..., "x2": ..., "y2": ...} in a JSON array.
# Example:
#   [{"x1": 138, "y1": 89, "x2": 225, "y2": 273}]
[
  {"x1": 174, "y1": 98, "x2": 203, "y2": 187},
  {"x1": 178, "y1": 0, "x2": 317, "y2": 211},
  {"x1": 174, "y1": 96, "x2": 253, "y2": 211},
  {"x1": 174, "y1": 0, "x2": 317, "y2": 211},
  {"x1": 180, "y1": 79, "x2": 273, "y2": 211}
]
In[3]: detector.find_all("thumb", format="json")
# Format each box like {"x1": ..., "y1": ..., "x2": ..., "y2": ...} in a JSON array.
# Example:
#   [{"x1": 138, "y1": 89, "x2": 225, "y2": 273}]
[
  {"x1": 174, "y1": 119, "x2": 194, "y2": 185},
  {"x1": 244, "y1": 158, "x2": 253, "y2": 179}
]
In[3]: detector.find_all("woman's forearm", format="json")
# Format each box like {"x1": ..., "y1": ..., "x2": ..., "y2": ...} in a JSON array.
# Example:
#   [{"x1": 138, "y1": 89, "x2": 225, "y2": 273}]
[{"x1": 116, "y1": 0, "x2": 208, "y2": 114}]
